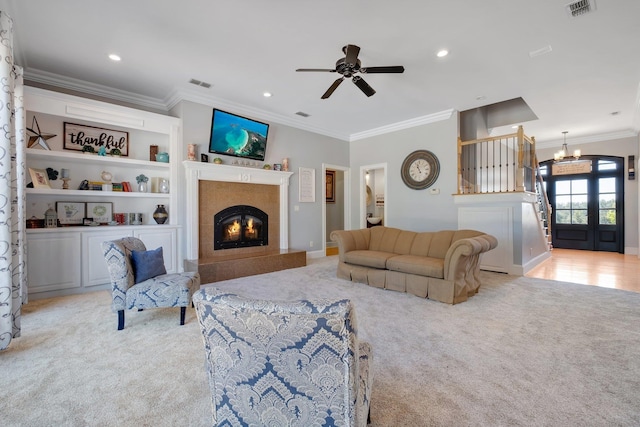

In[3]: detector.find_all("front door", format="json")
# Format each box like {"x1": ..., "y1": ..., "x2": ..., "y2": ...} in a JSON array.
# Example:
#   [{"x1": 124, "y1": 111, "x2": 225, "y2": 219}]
[{"x1": 542, "y1": 156, "x2": 624, "y2": 253}]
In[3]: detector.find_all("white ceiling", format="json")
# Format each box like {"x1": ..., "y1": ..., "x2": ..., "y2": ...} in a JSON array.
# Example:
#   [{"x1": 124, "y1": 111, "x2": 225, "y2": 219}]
[{"x1": 2, "y1": 0, "x2": 640, "y2": 146}]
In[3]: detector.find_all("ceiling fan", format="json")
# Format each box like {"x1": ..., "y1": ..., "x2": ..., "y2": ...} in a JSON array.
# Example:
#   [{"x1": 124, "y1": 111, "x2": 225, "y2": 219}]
[{"x1": 296, "y1": 44, "x2": 405, "y2": 99}]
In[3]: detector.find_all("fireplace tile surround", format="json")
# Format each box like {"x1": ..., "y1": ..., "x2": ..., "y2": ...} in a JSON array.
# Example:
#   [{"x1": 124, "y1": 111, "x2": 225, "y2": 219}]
[
  {"x1": 183, "y1": 161, "x2": 306, "y2": 283},
  {"x1": 200, "y1": 181, "x2": 279, "y2": 258}
]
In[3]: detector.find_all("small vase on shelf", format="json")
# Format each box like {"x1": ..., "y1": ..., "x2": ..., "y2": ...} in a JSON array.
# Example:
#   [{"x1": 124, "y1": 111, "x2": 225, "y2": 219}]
[
  {"x1": 138, "y1": 182, "x2": 148, "y2": 193},
  {"x1": 159, "y1": 178, "x2": 169, "y2": 194},
  {"x1": 153, "y1": 205, "x2": 168, "y2": 224}
]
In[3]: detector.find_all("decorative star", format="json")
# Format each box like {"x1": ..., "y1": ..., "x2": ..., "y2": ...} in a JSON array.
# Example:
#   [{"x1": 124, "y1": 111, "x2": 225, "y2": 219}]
[{"x1": 27, "y1": 116, "x2": 56, "y2": 150}]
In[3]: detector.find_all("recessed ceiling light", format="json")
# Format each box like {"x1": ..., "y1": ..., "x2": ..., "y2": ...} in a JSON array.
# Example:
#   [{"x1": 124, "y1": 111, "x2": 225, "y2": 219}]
[
  {"x1": 263, "y1": 92, "x2": 272, "y2": 98},
  {"x1": 108, "y1": 54, "x2": 121, "y2": 61},
  {"x1": 436, "y1": 49, "x2": 449, "y2": 58}
]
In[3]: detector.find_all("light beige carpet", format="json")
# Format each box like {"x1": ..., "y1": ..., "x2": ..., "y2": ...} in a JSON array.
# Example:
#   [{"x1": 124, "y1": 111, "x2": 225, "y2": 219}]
[{"x1": 2, "y1": 256, "x2": 640, "y2": 426}]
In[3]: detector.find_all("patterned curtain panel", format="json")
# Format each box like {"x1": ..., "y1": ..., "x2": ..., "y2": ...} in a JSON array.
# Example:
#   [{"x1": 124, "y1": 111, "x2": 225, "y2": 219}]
[{"x1": 0, "y1": 11, "x2": 27, "y2": 351}]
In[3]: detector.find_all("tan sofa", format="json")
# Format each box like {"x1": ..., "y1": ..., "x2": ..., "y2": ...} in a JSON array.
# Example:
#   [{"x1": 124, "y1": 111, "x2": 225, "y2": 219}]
[{"x1": 330, "y1": 227, "x2": 498, "y2": 304}]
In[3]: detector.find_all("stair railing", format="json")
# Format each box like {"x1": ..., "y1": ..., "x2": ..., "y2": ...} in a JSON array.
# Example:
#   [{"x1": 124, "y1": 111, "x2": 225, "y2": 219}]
[{"x1": 457, "y1": 125, "x2": 536, "y2": 194}]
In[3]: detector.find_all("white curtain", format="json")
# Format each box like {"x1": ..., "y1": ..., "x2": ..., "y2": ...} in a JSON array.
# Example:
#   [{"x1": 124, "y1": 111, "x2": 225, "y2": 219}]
[{"x1": 0, "y1": 11, "x2": 27, "y2": 351}]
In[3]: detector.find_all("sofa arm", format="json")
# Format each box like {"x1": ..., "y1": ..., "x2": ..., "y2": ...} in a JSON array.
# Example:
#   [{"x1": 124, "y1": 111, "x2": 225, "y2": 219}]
[
  {"x1": 442, "y1": 235, "x2": 497, "y2": 282},
  {"x1": 330, "y1": 229, "x2": 371, "y2": 263}
]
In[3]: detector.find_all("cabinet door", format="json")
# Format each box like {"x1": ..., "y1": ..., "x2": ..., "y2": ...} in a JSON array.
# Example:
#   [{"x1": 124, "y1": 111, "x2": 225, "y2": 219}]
[
  {"x1": 134, "y1": 228, "x2": 177, "y2": 273},
  {"x1": 82, "y1": 230, "x2": 134, "y2": 287},
  {"x1": 27, "y1": 232, "x2": 81, "y2": 293}
]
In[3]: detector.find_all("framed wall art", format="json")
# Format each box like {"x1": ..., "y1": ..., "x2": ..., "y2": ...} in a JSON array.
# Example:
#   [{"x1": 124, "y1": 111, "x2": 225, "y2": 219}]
[
  {"x1": 326, "y1": 170, "x2": 335, "y2": 203},
  {"x1": 56, "y1": 202, "x2": 85, "y2": 225},
  {"x1": 86, "y1": 202, "x2": 113, "y2": 224},
  {"x1": 63, "y1": 122, "x2": 129, "y2": 156},
  {"x1": 298, "y1": 167, "x2": 315, "y2": 203},
  {"x1": 29, "y1": 168, "x2": 50, "y2": 188}
]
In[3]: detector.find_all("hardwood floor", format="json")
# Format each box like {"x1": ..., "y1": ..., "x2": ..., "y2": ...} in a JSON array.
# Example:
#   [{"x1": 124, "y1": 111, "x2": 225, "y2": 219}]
[{"x1": 525, "y1": 248, "x2": 640, "y2": 293}]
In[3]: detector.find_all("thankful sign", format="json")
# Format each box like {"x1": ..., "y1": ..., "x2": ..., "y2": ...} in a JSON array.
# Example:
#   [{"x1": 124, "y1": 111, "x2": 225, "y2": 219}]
[{"x1": 63, "y1": 122, "x2": 129, "y2": 156}]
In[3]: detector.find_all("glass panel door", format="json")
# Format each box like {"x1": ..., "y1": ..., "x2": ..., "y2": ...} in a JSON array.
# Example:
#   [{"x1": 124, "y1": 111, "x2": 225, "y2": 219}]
[{"x1": 542, "y1": 156, "x2": 623, "y2": 253}]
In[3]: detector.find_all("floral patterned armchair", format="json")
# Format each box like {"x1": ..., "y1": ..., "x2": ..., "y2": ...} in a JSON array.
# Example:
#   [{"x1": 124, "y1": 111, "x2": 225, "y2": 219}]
[
  {"x1": 193, "y1": 287, "x2": 373, "y2": 426},
  {"x1": 101, "y1": 237, "x2": 200, "y2": 330}
]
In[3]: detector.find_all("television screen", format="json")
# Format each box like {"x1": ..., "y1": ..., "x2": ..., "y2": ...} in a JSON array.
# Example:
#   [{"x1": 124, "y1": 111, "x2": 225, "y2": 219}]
[{"x1": 208, "y1": 109, "x2": 269, "y2": 161}]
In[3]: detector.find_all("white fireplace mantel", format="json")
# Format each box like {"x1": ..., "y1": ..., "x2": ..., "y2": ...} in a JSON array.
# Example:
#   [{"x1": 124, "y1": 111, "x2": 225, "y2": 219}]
[{"x1": 183, "y1": 161, "x2": 294, "y2": 260}]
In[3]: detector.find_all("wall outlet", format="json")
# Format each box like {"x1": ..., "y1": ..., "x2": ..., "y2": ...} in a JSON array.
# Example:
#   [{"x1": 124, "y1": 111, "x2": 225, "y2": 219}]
[{"x1": 309, "y1": 241, "x2": 314, "y2": 248}]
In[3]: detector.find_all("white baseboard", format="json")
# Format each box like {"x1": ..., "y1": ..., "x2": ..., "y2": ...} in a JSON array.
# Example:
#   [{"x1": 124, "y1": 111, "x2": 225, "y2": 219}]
[{"x1": 306, "y1": 250, "x2": 326, "y2": 259}]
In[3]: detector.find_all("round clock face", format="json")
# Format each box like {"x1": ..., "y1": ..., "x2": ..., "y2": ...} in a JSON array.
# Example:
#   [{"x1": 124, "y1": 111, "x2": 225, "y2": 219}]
[{"x1": 401, "y1": 150, "x2": 440, "y2": 189}]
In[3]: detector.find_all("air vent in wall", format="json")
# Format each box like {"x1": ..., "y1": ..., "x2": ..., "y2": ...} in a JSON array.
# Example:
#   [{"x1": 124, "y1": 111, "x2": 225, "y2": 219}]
[{"x1": 565, "y1": 0, "x2": 596, "y2": 17}]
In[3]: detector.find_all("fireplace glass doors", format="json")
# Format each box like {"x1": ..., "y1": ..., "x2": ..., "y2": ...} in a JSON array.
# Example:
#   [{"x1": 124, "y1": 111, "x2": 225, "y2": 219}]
[{"x1": 214, "y1": 205, "x2": 268, "y2": 250}]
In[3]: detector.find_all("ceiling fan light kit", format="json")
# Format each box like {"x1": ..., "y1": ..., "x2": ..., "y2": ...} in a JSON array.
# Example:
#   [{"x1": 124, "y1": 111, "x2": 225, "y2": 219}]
[{"x1": 296, "y1": 44, "x2": 405, "y2": 99}]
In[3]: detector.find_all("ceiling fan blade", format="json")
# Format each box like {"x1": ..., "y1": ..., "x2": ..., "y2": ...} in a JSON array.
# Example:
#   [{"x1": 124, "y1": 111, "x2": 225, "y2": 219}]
[
  {"x1": 321, "y1": 78, "x2": 344, "y2": 99},
  {"x1": 361, "y1": 66, "x2": 405, "y2": 73},
  {"x1": 296, "y1": 68, "x2": 337, "y2": 72},
  {"x1": 344, "y1": 44, "x2": 360, "y2": 66},
  {"x1": 352, "y1": 76, "x2": 376, "y2": 97}
]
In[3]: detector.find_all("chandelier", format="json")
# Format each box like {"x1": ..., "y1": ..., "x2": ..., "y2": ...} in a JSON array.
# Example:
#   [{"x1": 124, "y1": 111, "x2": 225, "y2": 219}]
[{"x1": 554, "y1": 131, "x2": 581, "y2": 161}]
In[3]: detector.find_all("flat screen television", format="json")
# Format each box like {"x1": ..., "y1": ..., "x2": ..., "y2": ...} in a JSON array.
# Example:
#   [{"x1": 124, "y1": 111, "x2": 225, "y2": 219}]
[{"x1": 208, "y1": 109, "x2": 269, "y2": 161}]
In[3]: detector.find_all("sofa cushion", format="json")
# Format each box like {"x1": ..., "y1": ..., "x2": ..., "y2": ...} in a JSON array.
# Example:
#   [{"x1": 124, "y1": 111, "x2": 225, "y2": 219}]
[
  {"x1": 409, "y1": 232, "x2": 434, "y2": 257},
  {"x1": 344, "y1": 250, "x2": 396, "y2": 269},
  {"x1": 393, "y1": 230, "x2": 417, "y2": 255},
  {"x1": 427, "y1": 230, "x2": 456, "y2": 259},
  {"x1": 369, "y1": 227, "x2": 402, "y2": 252},
  {"x1": 386, "y1": 255, "x2": 445, "y2": 279}
]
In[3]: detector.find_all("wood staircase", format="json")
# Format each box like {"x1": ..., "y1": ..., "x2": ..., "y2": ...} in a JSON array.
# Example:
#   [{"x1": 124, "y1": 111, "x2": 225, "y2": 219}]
[{"x1": 534, "y1": 155, "x2": 553, "y2": 250}]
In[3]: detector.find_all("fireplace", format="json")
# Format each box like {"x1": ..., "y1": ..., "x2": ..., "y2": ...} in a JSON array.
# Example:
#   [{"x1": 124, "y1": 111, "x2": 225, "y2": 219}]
[
  {"x1": 183, "y1": 162, "x2": 306, "y2": 283},
  {"x1": 214, "y1": 205, "x2": 268, "y2": 250}
]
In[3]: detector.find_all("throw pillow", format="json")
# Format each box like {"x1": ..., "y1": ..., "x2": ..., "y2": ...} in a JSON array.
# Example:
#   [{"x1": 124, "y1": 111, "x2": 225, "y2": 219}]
[{"x1": 131, "y1": 247, "x2": 167, "y2": 283}]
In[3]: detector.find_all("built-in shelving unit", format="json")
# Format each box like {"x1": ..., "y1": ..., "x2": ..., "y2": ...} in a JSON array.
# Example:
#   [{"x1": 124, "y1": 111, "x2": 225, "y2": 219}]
[{"x1": 24, "y1": 86, "x2": 182, "y2": 298}]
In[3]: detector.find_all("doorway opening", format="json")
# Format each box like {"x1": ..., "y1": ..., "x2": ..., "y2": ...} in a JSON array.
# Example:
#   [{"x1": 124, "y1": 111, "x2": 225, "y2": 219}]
[
  {"x1": 360, "y1": 163, "x2": 387, "y2": 229},
  {"x1": 540, "y1": 156, "x2": 624, "y2": 253},
  {"x1": 322, "y1": 164, "x2": 350, "y2": 256}
]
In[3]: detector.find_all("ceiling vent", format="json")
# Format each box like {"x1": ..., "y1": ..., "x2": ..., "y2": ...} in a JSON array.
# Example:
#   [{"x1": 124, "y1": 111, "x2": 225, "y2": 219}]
[
  {"x1": 565, "y1": 0, "x2": 596, "y2": 17},
  {"x1": 295, "y1": 111, "x2": 310, "y2": 117},
  {"x1": 189, "y1": 78, "x2": 212, "y2": 89}
]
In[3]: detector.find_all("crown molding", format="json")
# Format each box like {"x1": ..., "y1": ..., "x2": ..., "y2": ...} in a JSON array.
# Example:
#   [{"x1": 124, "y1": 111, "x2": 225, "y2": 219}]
[
  {"x1": 24, "y1": 68, "x2": 169, "y2": 112},
  {"x1": 534, "y1": 129, "x2": 639, "y2": 149},
  {"x1": 349, "y1": 109, "x2": 455, "y2": 141},
  {"x1": 22, "y1": 68, "x2": 460, "y2": 143},
  {"x1": 167, "y1": 87, "x2": 351, "y2": 141}
]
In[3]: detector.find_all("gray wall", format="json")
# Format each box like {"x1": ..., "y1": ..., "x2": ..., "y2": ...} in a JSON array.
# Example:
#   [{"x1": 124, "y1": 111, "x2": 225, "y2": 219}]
[
  {"x1": 174, "y1": 100, "x2": 349, "y2": 253},
  {"x1": 349, "y1": 115, "x2": 459, "y2": 231},
  {"x1": 174, "y1": 99, "x2": 640, "y2": 258},
  {"x1": 536, "y1": 135, "x2": 639, "y2": 254}
]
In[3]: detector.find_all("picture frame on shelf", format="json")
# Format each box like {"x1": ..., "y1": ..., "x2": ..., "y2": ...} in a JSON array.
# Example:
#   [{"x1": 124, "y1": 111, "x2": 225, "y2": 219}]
[
  {"x1": 86, "y1": 202, "x2": 113, "y2": 224},
  {"x1": 29, "y1": 167, "x2": 50, "y2": 188},
  {"x1": 63, "y1": 122, "x2": 129, "y2": 156},
  {"x1": 273, "y1": 163, "x2": 282, "y2": 171},
  {"x1": 56, "y1": 202, "x2": 85, "y2": 225}
]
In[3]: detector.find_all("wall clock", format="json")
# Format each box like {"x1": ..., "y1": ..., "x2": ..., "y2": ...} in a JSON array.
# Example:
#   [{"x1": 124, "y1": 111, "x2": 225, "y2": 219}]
[{"x1": 400, "y1": 150, "x2": 440, "y2": 190}]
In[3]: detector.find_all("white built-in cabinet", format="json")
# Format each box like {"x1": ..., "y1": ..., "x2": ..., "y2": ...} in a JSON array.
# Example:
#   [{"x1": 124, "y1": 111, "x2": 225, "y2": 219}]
[{"x1": 24, "y1": 87, "x2": 182, "y2": 298}]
